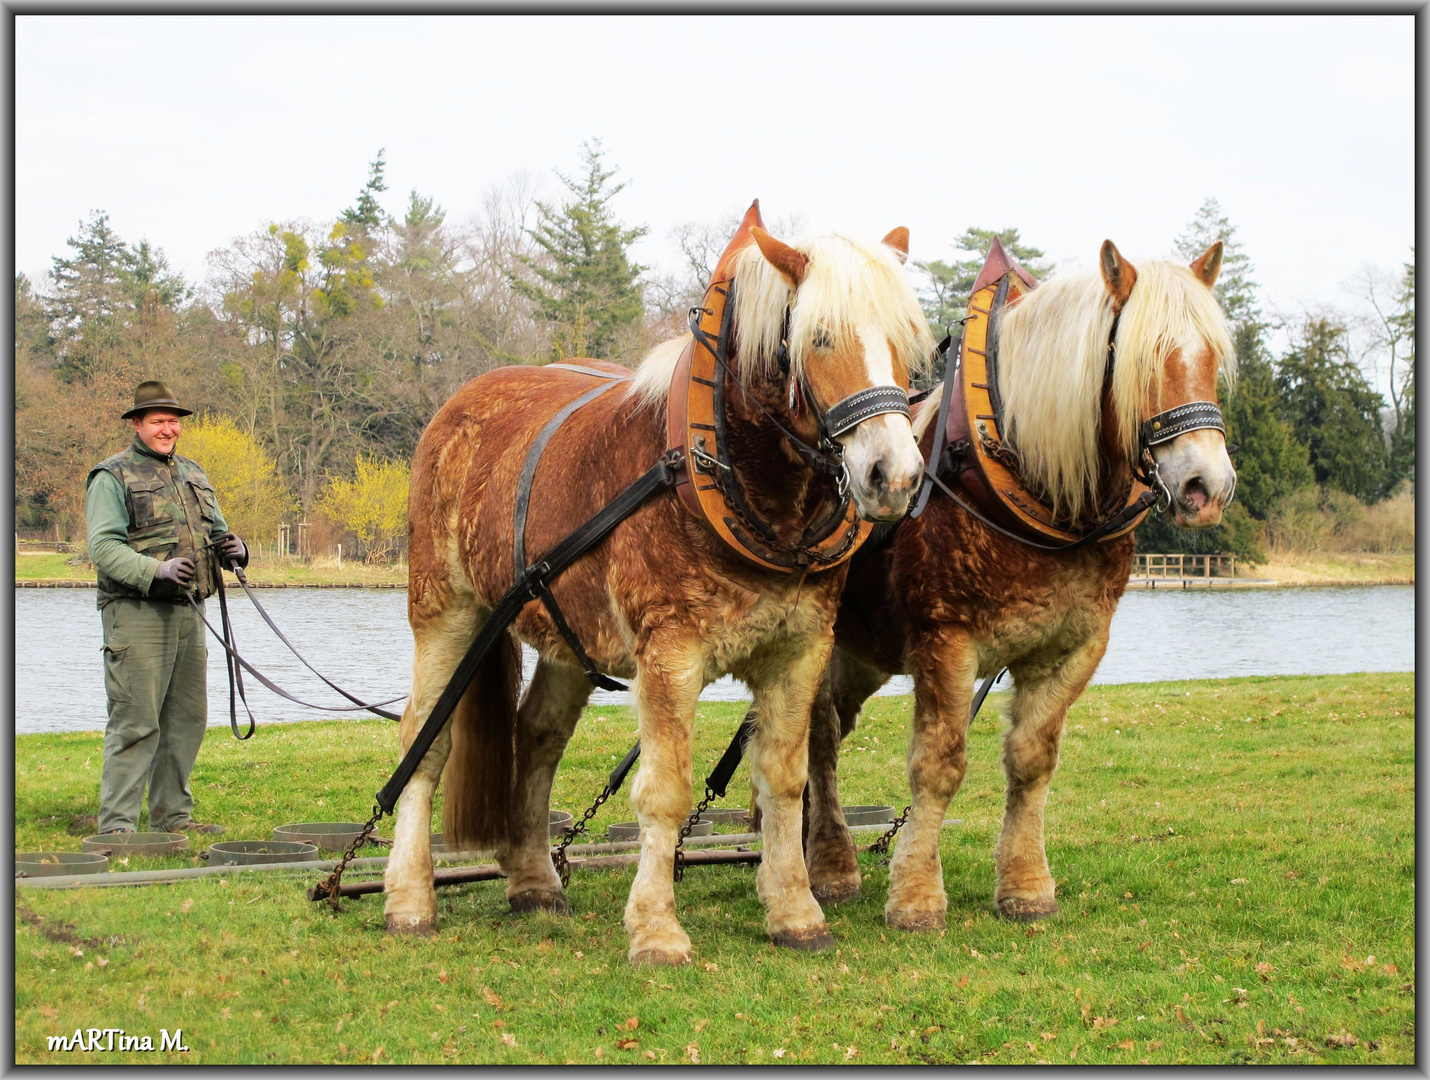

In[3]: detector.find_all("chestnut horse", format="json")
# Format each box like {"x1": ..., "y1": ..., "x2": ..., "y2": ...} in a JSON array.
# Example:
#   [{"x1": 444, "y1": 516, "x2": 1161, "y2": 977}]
[
  {"x1": 802, "y1": 241, "x2": 1237, "y2": 929},
  {"x1": 383, "y1": 208, "x2": 933, "y2": 965}
]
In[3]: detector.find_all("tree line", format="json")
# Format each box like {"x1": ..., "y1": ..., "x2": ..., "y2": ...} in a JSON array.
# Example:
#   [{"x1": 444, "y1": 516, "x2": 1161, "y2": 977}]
[{"x1": 14, "y1": 142, "x2": 1413, "y2": 564}]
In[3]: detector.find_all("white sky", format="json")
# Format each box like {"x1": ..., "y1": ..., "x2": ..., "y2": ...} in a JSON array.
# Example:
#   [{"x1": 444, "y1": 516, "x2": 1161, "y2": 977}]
[{"x1": 14, "y1": 14, "x2": 1416, "y2": 332}]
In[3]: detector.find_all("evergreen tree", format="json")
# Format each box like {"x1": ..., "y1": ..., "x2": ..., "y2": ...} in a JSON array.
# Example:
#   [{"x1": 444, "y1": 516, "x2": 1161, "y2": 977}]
[
  {"x1": 341, "y1": 149, "x2": 389, "y2": 232},
  {"x1": 513, "y1": 140, "x2": 647, "y2": 360},
  {"x1": 1174, "y1": 198, "x2": 1258, "y2": 327},
  {"x1": 1276, "y1": 317, "x2": 1390, "y2": 502},
  {"x1": 914, "y1": 227, "x2": 1049, "y2": 338}
]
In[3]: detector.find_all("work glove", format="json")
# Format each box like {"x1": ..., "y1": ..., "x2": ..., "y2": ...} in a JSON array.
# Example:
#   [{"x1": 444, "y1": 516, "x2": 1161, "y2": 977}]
[
  {"x1": 152, "y1": 556, "x2": 197, "y2": 597},
  {"x1": 216, "y1": 533, "x2": 248, "y2": 570}
]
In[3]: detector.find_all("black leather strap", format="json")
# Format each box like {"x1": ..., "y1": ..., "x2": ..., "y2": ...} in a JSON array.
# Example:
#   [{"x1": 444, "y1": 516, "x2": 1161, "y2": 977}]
[
  {"x1": 910, "y1": 332, "x2": 959, "y2": 520},
  {"x1": 705, "y1": 714, "x2": 757, "y2": 798},
  {"x1": 514, "y1": 377, "x2": 627, "y2": 577},
  {"x1": 377, "y1": 450, "x2": 684, "y2": 815},
  {"x1": 821, "y1": 385, "x2": 911, "y2": 439},
  {"x1": 529, "y1": 571, "x2": 628, "y2": 692},
  {"x1": 1141, "y1": 401, "x2": 1225, "y2": 447}
]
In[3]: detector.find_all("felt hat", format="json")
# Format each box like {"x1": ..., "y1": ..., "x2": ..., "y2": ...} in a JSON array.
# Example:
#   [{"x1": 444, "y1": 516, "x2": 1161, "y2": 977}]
[{"x1": 121, "y1": 380, "x2": 193, "y2": 420}]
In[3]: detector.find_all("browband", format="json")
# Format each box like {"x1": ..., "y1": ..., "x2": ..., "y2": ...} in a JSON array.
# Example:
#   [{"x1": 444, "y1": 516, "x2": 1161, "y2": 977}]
[
  {"x1": 822, "y1": 385, "x2": 912, "y2": 439},
  {"x1": 1141, "y1": 400, "x2": 1226, "y2": 447}
]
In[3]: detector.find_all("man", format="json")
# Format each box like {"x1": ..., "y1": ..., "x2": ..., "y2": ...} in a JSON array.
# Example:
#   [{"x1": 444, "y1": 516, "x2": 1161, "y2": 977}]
[{"x1": 85, "y1": 380, "x2": 249, "y2": 836}]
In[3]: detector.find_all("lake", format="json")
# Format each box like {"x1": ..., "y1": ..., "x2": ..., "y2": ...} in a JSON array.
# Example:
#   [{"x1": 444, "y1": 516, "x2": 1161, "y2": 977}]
[{"x1": 14, "y1": 585, "x2": 1415, "y2": 735}]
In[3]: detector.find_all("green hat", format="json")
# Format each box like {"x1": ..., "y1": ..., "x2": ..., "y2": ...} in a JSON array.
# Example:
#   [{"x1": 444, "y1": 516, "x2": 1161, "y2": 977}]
[{"x1": 121, "y1": 380, "x2": 193, "y2": 420}]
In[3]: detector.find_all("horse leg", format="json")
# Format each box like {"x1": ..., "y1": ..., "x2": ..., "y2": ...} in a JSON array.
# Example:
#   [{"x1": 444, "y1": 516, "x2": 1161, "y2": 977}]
[
  {"x1": 996, "y1": 630, "x2": 1108, "y2": 921},
  {"x1": 623, "y1": 643, "x2": 703, "y2": 967},
  {"x1": 384, "y1": 601, "x2": 483, "y2": 935},
  {"x1": 886, "y1": 631, "x2": 978, "y2": 932},
  {"x1": 747, "y1": 639, "x2": 836, "y2": 951},
  {"x1": 805, "y1": 651, "x2": 885, "y2": 906},
  {"x1": 499, "y1": 658, "x2": 592, "y2": 915}
]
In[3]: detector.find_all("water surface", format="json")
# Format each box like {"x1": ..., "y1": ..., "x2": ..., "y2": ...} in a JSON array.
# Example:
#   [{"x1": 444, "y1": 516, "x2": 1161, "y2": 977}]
[{"x1": 14, "y1": 585, "x2": 1414, "y2": 735}]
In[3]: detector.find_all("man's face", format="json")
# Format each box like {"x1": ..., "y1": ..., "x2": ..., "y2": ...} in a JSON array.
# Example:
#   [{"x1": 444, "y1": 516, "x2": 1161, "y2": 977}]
[{"x1": 133, "y1": 410, "x2": 182, "y2": 456}]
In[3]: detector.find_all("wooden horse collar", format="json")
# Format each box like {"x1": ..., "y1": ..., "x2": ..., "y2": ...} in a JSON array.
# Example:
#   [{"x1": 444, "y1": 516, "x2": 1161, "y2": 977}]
[{"x1": 665, "y1": 201, "x2": 905, "y2": 574}]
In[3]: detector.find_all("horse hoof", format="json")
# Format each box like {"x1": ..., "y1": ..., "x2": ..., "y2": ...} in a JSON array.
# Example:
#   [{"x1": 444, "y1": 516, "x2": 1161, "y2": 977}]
[
  {"x1": 886, "y1": 908, "x2": 946, "y2": 933},
  {"x1": 385, "y1": 914, "x2": 437, "y2": 936},
  {"x1": 629, "y1": 947, "x2": 692, "y2": 968},
  {"x1": 998, "y1": 896, "x2": 1059, "y2": 922},
  {"x1": 810, "y1": 878, "x2": 862, "y2": 906},
  {"x1": 509, "y1": 889, "x2": 570, "y2": 916},
  {"x1": 771, "y1": 925, "x2": 836, "y2": 952}
]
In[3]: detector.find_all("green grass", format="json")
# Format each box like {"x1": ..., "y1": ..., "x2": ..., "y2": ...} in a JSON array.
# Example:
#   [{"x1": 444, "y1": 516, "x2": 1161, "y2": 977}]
[
  {"x1": 15, "y1": 673, "x2": 1414, "y2": 1064},
  {"x1": 15, "y1": 551, "x2": 409, "y2": 587}
]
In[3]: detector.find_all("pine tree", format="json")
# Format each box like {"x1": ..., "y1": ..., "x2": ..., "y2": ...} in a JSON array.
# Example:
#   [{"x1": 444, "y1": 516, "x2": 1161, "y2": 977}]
[
  {"x1": 342, "y1": 150, "x2": 389, "y2": 232},
  {"x1": 1386, "y1": 257, "x2": 1415, "y2": 493},
  {"x1": 914, "y1": 227, "x2": 1050, "y2": 337},
  {"x1": 513, "y1": 140, "x2": 647, "y2": 360},
  {"x1": 1276, "y1": 317, "x2": 1390, "y2": 503}
]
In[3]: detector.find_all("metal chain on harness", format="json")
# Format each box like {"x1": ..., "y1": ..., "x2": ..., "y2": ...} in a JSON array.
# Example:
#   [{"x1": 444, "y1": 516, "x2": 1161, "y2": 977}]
[
  {"x1": 673, "y1": 787, "x2": 718, "y2": 883},
  {"x1": 551, "y1": 785, "x2": 614, "y2": 889},
  {"x1": 868, "y1": 804, "x2": 912, "y2": 857},
  {"x1": 309, "y1": 803, "x2": 385, "y2": 910}
]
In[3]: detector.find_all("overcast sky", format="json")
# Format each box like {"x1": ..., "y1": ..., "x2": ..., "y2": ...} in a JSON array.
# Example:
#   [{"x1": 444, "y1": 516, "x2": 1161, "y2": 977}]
[{"x1": 14, "y1": 14, "x2": 1415, "y2": 335}]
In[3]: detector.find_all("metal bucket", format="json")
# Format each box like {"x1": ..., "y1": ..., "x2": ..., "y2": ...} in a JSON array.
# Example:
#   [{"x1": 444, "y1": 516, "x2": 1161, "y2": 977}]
[
  {"x1": 206, "y1": 840, "x2": 319, "y2": 865},
  {"x1": 273, "y1": 823, "x2": 386, "y2": 852},
  {"x1": 607, "y1": 818, "x2": 714, "y2": 843},
  {"x1": 16, "y1": 851, "x2": 109, "y2": 877},
  {"x1": 81, "y1": 832, "x2": 189, "y2": 857},
  {"x1": 548, "y1": 810, "x2": 573, "y2": 837},
  {"x1": 699, "y1": 807, "x2": 749, "y2": 826},
  {"x1": 841, "y1": 805, "x2": 895, "y2": 826}
]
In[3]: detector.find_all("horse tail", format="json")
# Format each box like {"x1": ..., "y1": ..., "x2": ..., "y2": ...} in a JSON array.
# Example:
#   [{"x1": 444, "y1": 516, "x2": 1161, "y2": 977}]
[{"x1": 442, "y1": 625, "x2": 522, "y2": 850}]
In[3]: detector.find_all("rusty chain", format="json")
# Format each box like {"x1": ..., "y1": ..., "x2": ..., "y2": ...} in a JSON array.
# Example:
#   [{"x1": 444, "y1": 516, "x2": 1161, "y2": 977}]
[
  {"x1": 867, "y1": 804, "x2": 912, "y2": 857},
  {"x1": 309, "y1": 803, "x2": 385, "y2": 910},
  {"x1": 673, "y1": 787, "x2": 719, "y2": 882},
  {"x1": 550, "y1": 782, "x2": 617, "y2": 889}
]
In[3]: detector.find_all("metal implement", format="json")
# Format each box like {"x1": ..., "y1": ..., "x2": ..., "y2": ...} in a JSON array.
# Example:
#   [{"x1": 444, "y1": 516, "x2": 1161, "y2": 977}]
[{"x1": 675, "y1": 714, "x2": 756, "y2": 881}]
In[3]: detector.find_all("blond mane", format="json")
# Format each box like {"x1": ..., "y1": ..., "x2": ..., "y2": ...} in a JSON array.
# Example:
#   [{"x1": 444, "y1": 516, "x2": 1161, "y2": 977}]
[
  {"x1": 630, "y1": 232, "x2": 933, "y2": 408},
  {"x1": 993, "y1": 259, "x2": 1236, "y2": 522}
]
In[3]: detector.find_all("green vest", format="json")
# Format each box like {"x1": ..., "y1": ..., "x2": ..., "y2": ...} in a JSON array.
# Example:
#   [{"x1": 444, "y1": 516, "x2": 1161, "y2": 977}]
[{"x1": 88, "y1": 438, "x2": 222, "y2": 606}]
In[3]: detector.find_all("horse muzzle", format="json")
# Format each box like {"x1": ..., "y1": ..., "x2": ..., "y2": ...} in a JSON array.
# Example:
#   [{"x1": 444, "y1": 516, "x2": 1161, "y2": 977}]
[
  {"x1": 840, "y1": 412, "x2": 925, "y2": 522},
  {"x1": 1151, "y1": 428, "x2": 1237, "y2": 529}
]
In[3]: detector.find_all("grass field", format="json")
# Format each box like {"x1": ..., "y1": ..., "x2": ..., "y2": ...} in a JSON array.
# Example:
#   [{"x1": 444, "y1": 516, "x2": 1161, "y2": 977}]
[{"x1": 14, "y1": 673, "x2": 1414, "y2": 1064}]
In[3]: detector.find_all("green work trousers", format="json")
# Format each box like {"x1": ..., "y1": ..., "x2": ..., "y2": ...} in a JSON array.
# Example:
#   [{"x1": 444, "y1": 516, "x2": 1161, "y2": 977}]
[{"x1": 98, "y1": 598, "x2": 209, "y2": 833}]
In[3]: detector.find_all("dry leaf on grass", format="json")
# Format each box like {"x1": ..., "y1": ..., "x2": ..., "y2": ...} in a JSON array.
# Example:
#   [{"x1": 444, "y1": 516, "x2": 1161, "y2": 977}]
[
  {"x1": 703, "y1": 962, "x2": 719, "y2": 973},
  {"x1": 773, "y1": 1048, "x2": 786, "y2": 1058},
  {"x1": 615, "y1": 1038, "x2": 639, "y2": 1050},
  {"x1": 483, "y1": 987, "x2": 504, "y2": 1009},
  {"x1": 501, "y1": 1033, "x2": 517, "y2": 1047},
  {"x1": 686, "y1": 1043, "x2": 700, "y2": 1063},
  {"x1": 37, "y1": 1005, "x2": 57, "y2": 1019},
  {"x1": 1116, "y1": 1039, "x2": 1135, "y2": 1050},
  {"x1": 437, "y1": 970, "x2": 449, "y2": 984},
  {"x1": 621, "y1": 1017, "x2": 639, "y2": 1031}
]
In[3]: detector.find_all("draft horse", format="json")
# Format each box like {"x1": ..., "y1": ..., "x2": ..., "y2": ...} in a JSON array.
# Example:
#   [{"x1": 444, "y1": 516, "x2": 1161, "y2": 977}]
[
  {"x1": 383, "y1": 203, "x2": 934, "y2": 965},
  {"x1": 802, "y1": 239, "x2": 1238, "y2": 929}
]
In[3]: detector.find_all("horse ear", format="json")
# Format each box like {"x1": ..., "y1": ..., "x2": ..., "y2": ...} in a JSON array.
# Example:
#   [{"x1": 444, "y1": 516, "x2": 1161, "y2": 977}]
[
  {"x1": 882, "y1": 227, "x2": 910, "y2": 264},
  {"x1": 1190, "y1": 241, "x2": 1223, "y2": 289},
  {"x1": 751, "y1": 226, "x2": 809, "y2": 288},
  {"x1": 1099, "y1": 240, "x2": 1138, "y2": 309}
]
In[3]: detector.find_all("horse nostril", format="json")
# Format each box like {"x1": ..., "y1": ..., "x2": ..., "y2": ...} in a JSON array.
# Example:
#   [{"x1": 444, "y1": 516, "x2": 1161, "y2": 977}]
[
  {"x1": 869, "y1": 461, "x2": 888, "y2": 493},
  {"x1": 1181, "y1": 476, "x2": 1208, "y2": 511}
]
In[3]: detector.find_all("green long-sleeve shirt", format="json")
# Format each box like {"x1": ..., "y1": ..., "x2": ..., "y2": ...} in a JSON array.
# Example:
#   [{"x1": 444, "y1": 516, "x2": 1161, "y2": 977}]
[{"x1": 85, "y1": 440, "x2": 232, "y2": 597}]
